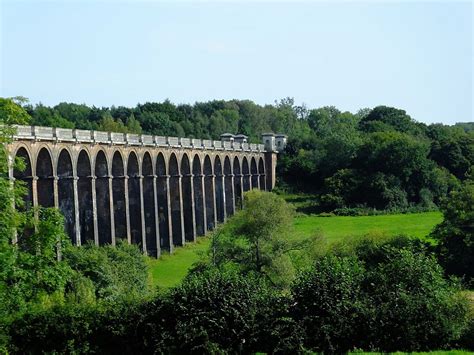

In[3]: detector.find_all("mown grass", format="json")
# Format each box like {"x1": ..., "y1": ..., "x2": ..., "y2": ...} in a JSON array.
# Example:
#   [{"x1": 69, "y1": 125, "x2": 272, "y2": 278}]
[
  {"x1": 147, "y1": 237, "x2": 211, "y2": 289},
  {"x1": 147, "y1": 211, "x2": 442, "y2": 289},
  {"x1": 293, "y1": 211, "x2": 443, "y2": 244}
]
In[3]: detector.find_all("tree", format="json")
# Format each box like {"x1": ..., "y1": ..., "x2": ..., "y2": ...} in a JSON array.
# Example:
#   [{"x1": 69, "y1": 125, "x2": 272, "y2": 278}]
[
  {"x1": 0, "y1": 97, "x2": 31, "y2": 125},
  {"x1": 210, "y1": 190, "x2": 296, "y2": 288},
  {"x1": 432, "y1": 180, "x2": 474, "y2": 284}
]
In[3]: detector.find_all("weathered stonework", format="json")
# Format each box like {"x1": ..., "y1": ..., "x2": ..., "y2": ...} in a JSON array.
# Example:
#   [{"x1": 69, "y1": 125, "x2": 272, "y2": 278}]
[{"x1": 7, "y1": 125, "x2": 284, "y2": 257}]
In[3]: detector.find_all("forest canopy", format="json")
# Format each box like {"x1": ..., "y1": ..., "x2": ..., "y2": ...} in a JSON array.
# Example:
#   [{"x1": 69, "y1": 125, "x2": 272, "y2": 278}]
[{"x1": 6, "y1": 97, "x2": 474, "y2": 212}]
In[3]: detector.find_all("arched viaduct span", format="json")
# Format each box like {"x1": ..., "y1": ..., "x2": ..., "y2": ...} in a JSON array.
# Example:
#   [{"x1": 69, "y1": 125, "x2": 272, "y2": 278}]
[{"x1": 7, "y1": 125, "x2": 286, "y2": 257}]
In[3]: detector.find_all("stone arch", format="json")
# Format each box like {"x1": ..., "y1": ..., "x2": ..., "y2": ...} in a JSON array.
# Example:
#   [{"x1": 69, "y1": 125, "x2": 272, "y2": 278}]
[
  {"x1": 242, "y1": 156, "x2": 250, "y2": 192},
  {"x1": 77, "y1": 150, "x2": 94, "y2": 244},
  {"x1": 95, "y1": 150, "x2": 112, "y2": 245},
  {"x1": 204, "y1": 155, "x2": 215, "y2": 230},
  {"x1": 169, "y1": 153, "x2": 183, "y2": 246},
  {"x1": 258, "y1": 157, "x2": 266, "y2": 191},
  {"x1": 142, "y1": 152, "x2": 157, "y2": 256},
  {"x1": 251, "y1": 157, "x2": 258, "y2": 189},
  {"x1": 224, "y1": 156, "x2": 233, "y2": 217},
  {"x1": 57, "y1": 149, "x2": 75, "y2": 242},
  {"x1": 233, "y1": 156, "x2": 243, "y2": 209},
  {"x1": 156, "y1": 153, "x2": 170, "y2": 251},
  {"x1": 214, "y1": 155, "x2": 225, "y2": 223},
  {"x1": 36, "y1": 147, "x2": 54, "y2": 207},
  {"x1": 192, "y1": 154, "x2": 205, "y2": 236},
  {"x1": 13, "y1": 146, "x2": 33, "y2": 210},
  {"x1": 127, "y1": 151, "x2": 142, "y2": 247},
  {"x1": 112, "y1": 151, "x2": 127, "y2": 240},
  {"x1": 181, "y1": 154, "x2": 194, "y2": 242}
]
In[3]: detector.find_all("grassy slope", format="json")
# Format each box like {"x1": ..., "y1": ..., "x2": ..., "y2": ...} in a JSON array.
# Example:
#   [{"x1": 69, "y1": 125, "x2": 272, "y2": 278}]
[{"x1": 148, "y1": 211, "x2": 442, "y2": 289}]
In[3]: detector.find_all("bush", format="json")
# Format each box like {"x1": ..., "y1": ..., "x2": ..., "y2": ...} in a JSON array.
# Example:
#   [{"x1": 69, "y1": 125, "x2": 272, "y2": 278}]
[
  {"x1": 291, "y1": 242, "x2": 471, "y2": 352},
  {"x1": 64, "y1": 241, "x2": 149, "y2": 302}
]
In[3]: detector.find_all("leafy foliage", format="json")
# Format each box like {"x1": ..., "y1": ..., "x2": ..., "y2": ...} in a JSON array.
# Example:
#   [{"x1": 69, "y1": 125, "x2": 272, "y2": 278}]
[{"x1": 432, "y1": 180, "x2": 474, "y2": 284}]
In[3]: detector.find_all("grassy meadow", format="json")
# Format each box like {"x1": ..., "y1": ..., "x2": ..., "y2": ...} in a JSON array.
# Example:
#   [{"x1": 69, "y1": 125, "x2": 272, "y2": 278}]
[{"x1": 148, "y1": 210, "x2": 443, "y2": 289}]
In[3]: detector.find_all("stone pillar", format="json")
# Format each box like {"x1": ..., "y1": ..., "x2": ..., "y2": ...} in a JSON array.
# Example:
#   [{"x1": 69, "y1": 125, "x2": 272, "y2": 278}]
[
  {"x1": 264, "y1": 152, "x2": 278, "y2": 191},
  {"x1": 152, "y1": 175, "x2": 161, "y2": 258},
  {"x1": 164, "y1": 175, "x2": 174, "y2": 253},
  {"x1": 139, "y1": 174, "x2": 147, "y2": 253},
  {"x1": 124, "y1": 175, "x2": 131, "y2": 244},
  {"x1": 53, "y1": 176, "x2": 59, "y2": 208},
  {"x1": 91, "y1": 175, "x2": 99, "y2": 246},
  {"x1": 108, "y1": 175, "x2": 116, "y2": 246},
  {"x1": 73, "y1": 176, "x2": 81, "y2": 246},
  {"x1": 32, "y1": 176, "x2": 39, "y2": 209}
]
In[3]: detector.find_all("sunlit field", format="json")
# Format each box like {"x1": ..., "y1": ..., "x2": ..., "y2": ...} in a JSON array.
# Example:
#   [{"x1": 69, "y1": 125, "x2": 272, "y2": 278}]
[{"x1": 148, "y1": 211, "x2": 442, "y2": 289}]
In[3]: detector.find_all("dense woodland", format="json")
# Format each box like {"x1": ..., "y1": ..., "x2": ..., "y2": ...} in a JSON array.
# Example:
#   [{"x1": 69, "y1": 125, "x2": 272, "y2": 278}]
[{"x1": 19, "y1": 97, "x2": 474, "y2": 212}]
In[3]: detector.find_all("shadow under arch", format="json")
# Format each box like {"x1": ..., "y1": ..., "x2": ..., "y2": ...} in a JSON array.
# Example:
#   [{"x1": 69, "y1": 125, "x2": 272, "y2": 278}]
[
  {"x1": 77, "y1": 150, "x2": 94, "y2": 244},
  {"x1": 258, "y1": 157, "x2": 266, "y2": 191},
  {"x1": 169, "y1": 153, "x2": 183, "y2": 246},
  {"x1": 251, "y1": 157, "x2": 258, "y2": 190},
  {"x1": 192, "y1": 154, "x2": 205, "y2": 236},
  {"x1": 233, "y1": 157, "x2": 242, "y2": 209},
  {"x1": 142, "y1": 152, "x2": 158, "y2": 256},
  {"x1": 112, "y1": 151, "x2": 127, "y2": 240},
  {"x1": 214, "y1": 156, "x2": 225, "y2": 223},
  {"x1": 127, "y1": 151, "x2": 142, "y2": 248},
  {"x1": 156, "y1": 153, "x2": 170, "y2": 251},
  {"x1": 224, "y1": 156, "x2": 233, "y2": 217},
  {"x1": 57, "y1": 149, "x2": 75, "y2": 242},
  {"x1": 204, "y1": 155, "x2": 215, "y2": 230},
  {"x1": 36, "y1": 147, "x2": 54, "y2": 207},
  {"x1": 242, "y1": 157, "x2": 250, "y2": 192},
  {"x1": 95, "y1": 150, "x2": 112, "y2": 245},
  {"x1": 181, "y1": 154, "x2": 194, "y2": 242}
]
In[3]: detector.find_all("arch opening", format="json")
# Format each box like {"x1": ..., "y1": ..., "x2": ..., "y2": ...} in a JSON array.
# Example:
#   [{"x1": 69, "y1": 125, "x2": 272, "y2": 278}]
[
  {"x1": 142, "y1": 152, "x2": 157, "y2": 256},
  {"x1": 181, "y1": 155, "x2": 194, "y2": 242},
  {"x1": 169, "y1": 154, "x2": 183, "y2": 246},
  {"x1": 214, "y1": 156, "x2": 225, "y2": 223},
  {"x1": 95, "y1": 151, "x2": 112, "y2": 245},
  {"x1": 77, "y1": 150, "x2": 94, "y2": 244},
  {"x1": 36, "y1": 148, "x2": 54, "y2": 207},
  {"x1": 258, "y1": 157, "x2": 266, "y2": 191},
  {"x1": 251, "y1": 157, "x2": 258, "y2": 190},
  {"x1": 13, "y1": 147, "x2": 33, "y2": 211},
  {"x1": 242, "y1": 157, "x2": 250, "y2": 192},
  {"x1": 156, "y1": 153, "x2": 170, "y2": 251},
  {"x1": 192, "y1": 155, "x2": 205, "y2": 236},
  {"x1": 204, "y1": 156, "x2": 215, "y2": 230},
  {"x1": 224, "y1": 156, "x2": 234, "y2": 217},
  {"x1": 127, "y1": 152, "x2": 142, "y2": 247},
  {"x1": 57, "y1": 149, "x2": 75, "y2": 242},
  {"x1": 112, "y1": 152, "x2": 127, "y2": 240},
  {"x1": 233, "y1": 157, "x2": 242, "y2": 209}
]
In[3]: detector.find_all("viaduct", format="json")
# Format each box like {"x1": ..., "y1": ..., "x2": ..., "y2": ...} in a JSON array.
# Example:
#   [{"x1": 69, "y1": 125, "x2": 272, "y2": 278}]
[{"x1": 7, "y1": 125, "x2": 286, "y2": 257}]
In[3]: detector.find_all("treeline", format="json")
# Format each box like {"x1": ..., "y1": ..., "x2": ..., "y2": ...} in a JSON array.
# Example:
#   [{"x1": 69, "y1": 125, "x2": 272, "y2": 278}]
[{"x1": 7, "y1": 97, "x2": 474, "y2": 211}]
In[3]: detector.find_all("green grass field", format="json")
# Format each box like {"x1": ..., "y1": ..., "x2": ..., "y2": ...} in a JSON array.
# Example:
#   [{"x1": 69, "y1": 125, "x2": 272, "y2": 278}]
[{"x1": 148, "y1": 211, "x2": 443, "y2": 289}]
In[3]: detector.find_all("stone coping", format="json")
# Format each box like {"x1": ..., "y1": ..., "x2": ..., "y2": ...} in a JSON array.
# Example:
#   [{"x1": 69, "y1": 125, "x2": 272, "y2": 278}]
[{"x1": 11, "y1": 125, "x2": 267, "y2": 153}]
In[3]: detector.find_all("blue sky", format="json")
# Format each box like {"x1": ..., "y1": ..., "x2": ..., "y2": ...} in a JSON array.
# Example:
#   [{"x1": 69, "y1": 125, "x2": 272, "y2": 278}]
[{"x1": 1, "y1": 1, "x2": 472, "y2": 124}]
